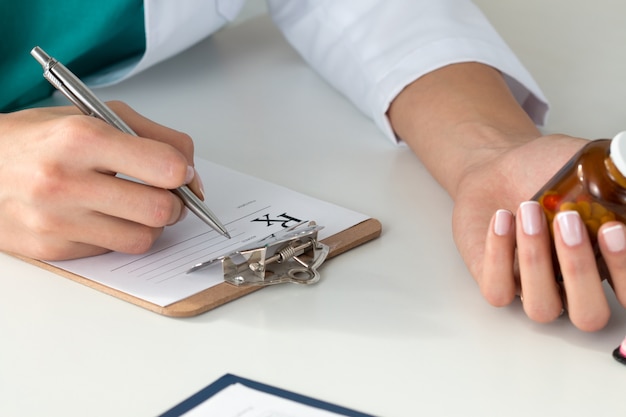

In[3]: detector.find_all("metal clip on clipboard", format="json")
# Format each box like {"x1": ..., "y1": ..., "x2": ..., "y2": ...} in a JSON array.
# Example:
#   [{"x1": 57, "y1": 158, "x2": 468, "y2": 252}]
[{"x1": 187, "y1": 221, "x2": 330, "y2": 287}]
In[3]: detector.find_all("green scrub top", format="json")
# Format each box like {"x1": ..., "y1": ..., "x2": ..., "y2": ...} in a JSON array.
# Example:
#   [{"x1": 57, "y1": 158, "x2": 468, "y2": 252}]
[{"x1": 0, "y1": 0, "x2": 146, "y2": 112}]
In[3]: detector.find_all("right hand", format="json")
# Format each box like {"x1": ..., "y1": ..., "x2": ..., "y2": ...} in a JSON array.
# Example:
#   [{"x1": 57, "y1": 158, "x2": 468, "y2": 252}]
[{"x1": 0, "y1": 102, "x2": 203, "y2": 260}]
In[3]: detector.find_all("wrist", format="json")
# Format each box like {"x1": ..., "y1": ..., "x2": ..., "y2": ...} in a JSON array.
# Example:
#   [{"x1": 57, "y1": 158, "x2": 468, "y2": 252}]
[
  {"x1": 388, "y1": 62, "x2": 541, "y2": 198},
  {"x1": 436, "y1": 121, "x2": 540, "y2": 198}
]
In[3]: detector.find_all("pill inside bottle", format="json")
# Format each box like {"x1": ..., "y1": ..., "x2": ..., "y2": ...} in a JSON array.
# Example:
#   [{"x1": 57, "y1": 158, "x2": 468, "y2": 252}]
[{"x1": 532, "y1": 131, "x2": 626, "y2": 245}]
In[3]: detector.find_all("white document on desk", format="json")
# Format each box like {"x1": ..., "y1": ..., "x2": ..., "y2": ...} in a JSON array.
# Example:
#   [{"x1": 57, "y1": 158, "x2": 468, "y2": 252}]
[{"x1": 48, "y1": 158, "x2": 368, "y2": 307}]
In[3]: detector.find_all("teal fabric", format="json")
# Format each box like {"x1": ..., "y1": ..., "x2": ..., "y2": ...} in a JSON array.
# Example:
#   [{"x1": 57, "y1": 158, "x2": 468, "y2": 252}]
[{"x1": 0, "y1": 0, "x2": 146, "y2": 112}]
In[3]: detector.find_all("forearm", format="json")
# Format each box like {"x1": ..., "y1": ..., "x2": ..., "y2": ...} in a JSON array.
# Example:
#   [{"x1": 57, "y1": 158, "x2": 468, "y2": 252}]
[{"x1": 387, "y1": 62, "x2": 541, "y2": 199}]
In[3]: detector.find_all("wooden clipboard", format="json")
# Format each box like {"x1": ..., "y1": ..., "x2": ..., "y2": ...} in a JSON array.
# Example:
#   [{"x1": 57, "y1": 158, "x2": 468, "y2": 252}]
[{"x1": 17, "y1": 218, "x2": 381, "y2": 317}]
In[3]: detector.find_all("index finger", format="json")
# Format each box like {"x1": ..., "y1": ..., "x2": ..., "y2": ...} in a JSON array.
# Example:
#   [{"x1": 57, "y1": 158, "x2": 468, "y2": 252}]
[
  {"x1": 106, "y1": 101, "x2": 204, "y2": 197},
  {"x1": 107, "y1": 101, "x2": 195, "y2": 161},
  {"x1": 56, "y1": 114, "x2": 194, "y2": 191}
]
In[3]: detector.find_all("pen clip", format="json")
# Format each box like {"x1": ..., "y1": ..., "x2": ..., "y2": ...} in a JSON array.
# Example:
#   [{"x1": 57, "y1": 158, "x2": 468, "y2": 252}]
[
  {"x1": 188, "y1": 221, "x2": 329, "y2": 287},
  {"x1": 31, "y1": 47, "x2": 93, "y2": 115},
  {"x1": 31, "y1": 46, "x2": 136, "y2": 133},
  {"x1": 42, "y1": 70, "x2": 94, "y2": 115}
]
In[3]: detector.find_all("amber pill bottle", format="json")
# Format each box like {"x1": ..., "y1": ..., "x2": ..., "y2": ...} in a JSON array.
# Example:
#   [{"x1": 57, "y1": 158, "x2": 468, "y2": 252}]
[{"x1": 532, "y1": 131, "x2": 626, "y2": 246}]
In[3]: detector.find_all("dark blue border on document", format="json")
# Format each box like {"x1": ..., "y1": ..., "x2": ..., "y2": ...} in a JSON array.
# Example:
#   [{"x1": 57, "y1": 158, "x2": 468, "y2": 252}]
[{"x1": 159, "y1": 373, "x2": 376, "y2": 417}]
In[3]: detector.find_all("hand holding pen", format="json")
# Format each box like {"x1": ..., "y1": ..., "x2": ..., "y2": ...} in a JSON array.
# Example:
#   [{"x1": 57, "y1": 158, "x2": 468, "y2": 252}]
[
  {"x1": 0, "y1": 47, "x2": 230, "y2": 260},
  {"x1": 31, "y1": 46, "x2": 230, "y2": 240}
]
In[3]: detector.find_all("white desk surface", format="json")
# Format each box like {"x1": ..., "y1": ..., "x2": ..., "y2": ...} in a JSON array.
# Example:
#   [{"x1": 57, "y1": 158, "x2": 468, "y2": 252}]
[{"x1": 2, "y1": 6, "x2": 626, "y2": 417}]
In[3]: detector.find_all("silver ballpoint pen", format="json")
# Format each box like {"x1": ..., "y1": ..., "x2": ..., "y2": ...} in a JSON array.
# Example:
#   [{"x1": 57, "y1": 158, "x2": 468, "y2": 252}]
[{"x1": 30, "y1": 46, "x2": 231, "y2": 239}]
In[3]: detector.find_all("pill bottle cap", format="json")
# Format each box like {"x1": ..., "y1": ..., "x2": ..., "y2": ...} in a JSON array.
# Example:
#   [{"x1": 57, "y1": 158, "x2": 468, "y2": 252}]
[{"x1": 610, "y1": 131, "x2": 626, "y2": 177}]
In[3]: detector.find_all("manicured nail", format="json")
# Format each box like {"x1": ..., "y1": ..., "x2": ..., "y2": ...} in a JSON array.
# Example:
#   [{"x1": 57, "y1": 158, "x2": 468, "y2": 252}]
[
  {"x1": 195, "y1": 169, "x2": 205, "y2": 200},
  {"x1": 520, "y1": 201, "x2": 543, "y2": 236},
  {"x1": 494, "y1": 209, "x2": 513, "y2": 236},
  {"x1": 185, "y1": 166, "x2": 195, "y2": 184},
  {"x1": 601, "y1": 224, "x2": 626, "y2": 252},
  {"x1": 556, "y1": 211, "x2": 583, "y2": 247}
]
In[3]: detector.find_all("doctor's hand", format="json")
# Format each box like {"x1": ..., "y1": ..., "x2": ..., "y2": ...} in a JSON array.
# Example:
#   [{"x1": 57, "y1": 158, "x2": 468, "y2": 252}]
[
  {"x1": 387, "y1": 62, "x2": 626, "y2": 331},
  {"x1": 0, "y1": 102, "x2": 204, "y2": 260},
  {"x1": 453, "y1": 134, "x2": 626, "y2": 331}
]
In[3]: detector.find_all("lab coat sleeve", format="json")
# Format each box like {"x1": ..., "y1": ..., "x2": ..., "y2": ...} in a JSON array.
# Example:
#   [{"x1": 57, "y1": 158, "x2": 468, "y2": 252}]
[
  {"x1": 86, "y1": 0, "x2": 247, "y2": 87},
  {"x1": 266, "y1": 0, "x2": 549, "y2": 143}
]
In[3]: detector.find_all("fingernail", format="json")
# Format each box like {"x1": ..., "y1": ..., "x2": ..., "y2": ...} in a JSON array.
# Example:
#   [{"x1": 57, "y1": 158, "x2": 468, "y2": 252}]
[
  {"x1": 185, "y1": 166, "x2": 195, "y2": 184},
  {"x1": 494, "y1": 209, "x2": 513, "y2": 236},
  {"x1": 602, "y1": 224, "x2": 626, "y2": 252},
  {"x1": 520, "y1": 201, "x2": 543, "y2": 236},
  {"x1": 195, "y1": 169, "x2": 205, "y2": 200},
  {"x1": 556, "y1": 211, "x2": 583, "y2": 246}
]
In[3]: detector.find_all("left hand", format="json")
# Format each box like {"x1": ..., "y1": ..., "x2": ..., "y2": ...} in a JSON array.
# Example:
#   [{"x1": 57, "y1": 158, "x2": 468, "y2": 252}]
[{"x1": 452, "y1": 133, "x2": 626, "y2": 331}]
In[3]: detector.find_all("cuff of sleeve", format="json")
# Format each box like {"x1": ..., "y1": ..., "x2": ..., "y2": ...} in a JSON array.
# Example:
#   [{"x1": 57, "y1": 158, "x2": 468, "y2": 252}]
[{"x1": 373, "y1": 37, "x2": 549, "y2": 144}]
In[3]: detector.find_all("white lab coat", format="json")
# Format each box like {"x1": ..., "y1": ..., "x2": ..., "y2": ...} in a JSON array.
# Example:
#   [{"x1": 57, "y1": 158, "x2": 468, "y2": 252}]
[{"x1": 86, "y1": 0, "x2": 548, "y2": 142}]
